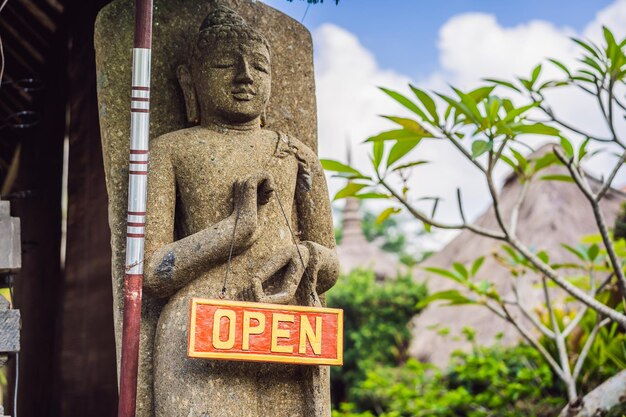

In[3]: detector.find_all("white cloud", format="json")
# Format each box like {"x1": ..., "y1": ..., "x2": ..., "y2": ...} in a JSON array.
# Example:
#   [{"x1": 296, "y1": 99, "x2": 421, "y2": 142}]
[{"x1": 313, "y1": 1, "x2": 626, "y2": 248}]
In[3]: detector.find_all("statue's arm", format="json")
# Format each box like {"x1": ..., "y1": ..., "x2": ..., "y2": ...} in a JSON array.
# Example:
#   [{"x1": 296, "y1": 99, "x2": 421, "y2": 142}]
[
  {"x1": 143, "y1": 137, "x2": 270, "y2": 298},
  {"x1": 295, "y1": 143, "x2": 340, "y2": 295}
]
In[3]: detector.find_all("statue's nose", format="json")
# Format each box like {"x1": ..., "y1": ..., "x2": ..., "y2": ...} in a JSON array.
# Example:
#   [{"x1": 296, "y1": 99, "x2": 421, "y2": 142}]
[{"x1": 235, "y1": 60, "x2": 254, "y2": 84}]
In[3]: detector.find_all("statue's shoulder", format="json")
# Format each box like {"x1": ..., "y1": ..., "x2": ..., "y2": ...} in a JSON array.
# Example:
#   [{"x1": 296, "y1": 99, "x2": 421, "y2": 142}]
[
  {"x1": 271, "y1": 130, "x2": 318, "y2": 165},
  {"x1": 151, "y1": 127, "x2": 202, "y2": 155}
]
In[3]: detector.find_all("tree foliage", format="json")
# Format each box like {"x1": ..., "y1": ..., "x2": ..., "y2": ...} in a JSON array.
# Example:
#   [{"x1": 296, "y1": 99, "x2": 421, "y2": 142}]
[
  {"x1": 324, "y1": 27, "x2": 626, "y2": 416},
  {"x1": 326, "y1": 269, "x2": 427, "y2": 406}
]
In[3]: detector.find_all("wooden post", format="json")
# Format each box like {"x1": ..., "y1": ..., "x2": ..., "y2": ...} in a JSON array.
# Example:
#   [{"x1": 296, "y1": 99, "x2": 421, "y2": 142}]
[{"x1": 118, "y1": 1, "x2": 153, "y2": 416}]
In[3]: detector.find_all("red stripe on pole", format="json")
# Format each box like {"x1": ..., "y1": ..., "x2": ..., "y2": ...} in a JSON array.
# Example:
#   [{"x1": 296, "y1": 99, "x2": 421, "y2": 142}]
[
  {"x1": 131, "y1": 86, "x2": 150, "y2": 91},
  {"x1": 118, "y1": 273, "x2": 143, "y2": 417},
  {"x1": 127, "y1": 222, "x2": 145, "y2": 227},
  {"x1": 128, "y1": 211, "x2": 146, "y2": 216},
  {"x1": 130, "y1": 150, "x2": 149, "y2": 154},
  {"x1": 132, "y1": 97, "x2": 150, "y2": 102},
  {"x1": 127, "y1": 233, "x2": 145, "y2": 238},
  {"x1": 133, "y1": 0, "x2": 153, "y2": 49},
  {"x1": 129, "y1": 171, "x2": 148, "y2": 175},
  {"x1": 129, "y1": 160, "x2": 149, "y2": 164},
  {"x1": 131, "y1": 108, "x2": 150, "y2": 113}
]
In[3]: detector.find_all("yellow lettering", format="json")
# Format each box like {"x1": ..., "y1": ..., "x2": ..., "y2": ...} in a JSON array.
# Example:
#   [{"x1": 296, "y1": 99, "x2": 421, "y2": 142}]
[
  {"x1": 299, "y1": 316, "x2": 322, "y2": 355},
  {"x1": 271, "y1": 313, "x2": 294, "y2": 353},
  {"x1": 242, "y1": 311, "x2": 265, "y2": 351},
  {"x1": 212, "y1": 309, "x2": 236, "y2": 350}
]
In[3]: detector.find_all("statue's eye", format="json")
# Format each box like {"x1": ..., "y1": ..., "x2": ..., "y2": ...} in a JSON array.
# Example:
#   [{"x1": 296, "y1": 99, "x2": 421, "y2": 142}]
[
  {"x1": 253, "y1": 63, "x2": 269, "y2": 74},
  {"x1": 212, "y1": 62, "x2": 235, "y2": 69}
]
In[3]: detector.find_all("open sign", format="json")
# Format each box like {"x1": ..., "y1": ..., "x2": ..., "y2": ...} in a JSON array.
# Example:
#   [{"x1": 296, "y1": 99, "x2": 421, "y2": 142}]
[{"x1": 188, "y1": 298, "x2": 343, "y2": 366}]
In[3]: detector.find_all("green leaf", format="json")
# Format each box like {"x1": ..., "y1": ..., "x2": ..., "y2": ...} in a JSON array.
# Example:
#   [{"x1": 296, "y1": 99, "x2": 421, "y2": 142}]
[
  {"x1": 452, "y1": 87, "x2": 482, "y2": 122},
  {"x1": 502, "y1": 103, "x2": 539, "y2": 123},
  {"x1": 387, "y1": 139, "x2": 422, "y2": 167},
  {"x1": 487, "y1": 97, "x2": 501, "y2": 121},
  {"x1": 373, "y1": 140, "x2": 384, "y2": 171},
  {"x1": 562, "y1": 243, "x2": 587, "y2": 262},
  {"x1": 548, "y1": 58, "x2": 572, "y2": 77},
  {"x1": 588, "y1": 244, "x2": 600, "y2": 262},
  {"x1": 499, "y1": 154, "x2": 520, "y2": 173},
  {"x1": 471, "y1": 257, "x2": 485, "y2": 276},
  {"x1": 572, "y1": 38, "x2": 601, "y2": 59},
  {"x1": 468, "y1": 85, "x2": 496, "y2": 102},
  {"x1": 382, "y1": 116, "x2": 433, "y2": 137},
  {"x1": 540, "y1": 174, "x2": 574, "y2": 183},
  {"x1": 531, "y1": 64, "x2": 542, "y2": 86},
  {"x1": 484, "y1": 78, "x2": 521, "y2": 93},
  {"x1": 331, "y1": 172, "x2": 372, "y2": 181},
  {"x1": 376, "y1": 207, "x2": 401, "y2": 225},
  {"x1": 512, "y1": 123, "x2": 561, "y2": 136},
  {"x1": 471, "y1": 140, "x2": 492, "y2": 158},
  {"x1": 424, "y1": 267, "x2": 464, "y2": 283},
  {"x1": 379, "y1": 87, "x2": 429, "y2": 120},
  {"x1": 417, "y1": 290, "x2": 476, "y2": 308},
  {"x1": 333, "y1": 182, "x2": 367, "y2": 201},
  {"x1": 533, "y1": 152, "x2": 559, "y2": 173},
  {"x1": 578, "y1": 137, "x2": 590, "y2": 162},
  {"x1": 510, "y1": 148, "x2": 528, "y2": 172},
  {"x1": 436, "y1": 92, "x2": 475, "y2": 123},
  {"x1": 391, "y1": 160, "x2": 429, "y2": 172},
  {"x1": 410, "y1": 85, "x2": 439, "y2": 124},
  {"x1": 353, "y1": 192, "x2": 390, "y2": 199},
  {"x1": 537, "y1": 251, "x2": 550, "y2": 264},
  {"x1": 321, "y1": 159, "x2": 362, "y2": 175},
  {"x1": 453, "y1": 262, "x2": 469, "y2": 280},
  {"x1": 366, "y1": 129, "x2": 426, "y2": 143},
  {"x1": 560, "y1": 136, "x2": 575, "y2": 158}
]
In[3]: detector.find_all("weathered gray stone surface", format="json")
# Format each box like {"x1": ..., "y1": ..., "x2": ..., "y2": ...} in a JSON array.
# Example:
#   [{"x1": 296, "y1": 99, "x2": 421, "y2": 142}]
[
  {"x1": 0, "y1": 201, "x2": 21, "y2": 273},
  {"x1": 96, "y1": 2, "x2": 336, "y2": 416},
  {"x1": 0, "y1": 308, "x2": 20, "y2": 353}
]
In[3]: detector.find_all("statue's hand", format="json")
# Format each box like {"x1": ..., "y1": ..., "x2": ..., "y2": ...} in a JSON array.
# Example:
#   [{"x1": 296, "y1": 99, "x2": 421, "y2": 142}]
[
  {"x1": 241, "y1": 244, "x2": 310, "y2": 305},
  {"x1": 231, "y1": 172, "x2": 275, "y2": 248}
]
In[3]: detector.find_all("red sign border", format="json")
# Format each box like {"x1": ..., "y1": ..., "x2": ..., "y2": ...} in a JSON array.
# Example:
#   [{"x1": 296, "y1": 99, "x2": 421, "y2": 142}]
[{"x1": 188, "y1": 298, "x2": 344, "y2": 366}]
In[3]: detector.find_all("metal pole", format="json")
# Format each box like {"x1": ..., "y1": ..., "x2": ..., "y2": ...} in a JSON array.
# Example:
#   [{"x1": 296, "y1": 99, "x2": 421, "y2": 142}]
[{"x1": 118, "y1": 1, "x2": 152, "y2": 416}]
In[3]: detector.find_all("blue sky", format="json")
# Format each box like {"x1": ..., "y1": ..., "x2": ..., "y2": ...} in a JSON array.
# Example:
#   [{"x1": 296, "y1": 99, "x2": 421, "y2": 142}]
[{"x1": 264, "y1": 0, "x2": 615, "y2": 78}]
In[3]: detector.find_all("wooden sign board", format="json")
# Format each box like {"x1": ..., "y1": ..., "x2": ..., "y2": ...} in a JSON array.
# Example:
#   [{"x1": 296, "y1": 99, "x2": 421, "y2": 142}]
[{"x1": 188, "y1": 298, "x2": 343, "y2": 366}]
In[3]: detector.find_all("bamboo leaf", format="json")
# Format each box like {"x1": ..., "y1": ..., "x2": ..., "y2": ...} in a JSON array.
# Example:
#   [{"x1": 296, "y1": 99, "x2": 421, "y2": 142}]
[
  {"x1": 484, "y1": 78, "x2": 521, "y2": 93},
  {"x1": 471, "y1": 140, "x2": 492, "y2": 158},
  {"x1": 376, "y1": 207, "x2": 401, "y2": 225},
  {"x1": 424, "y1": 267, "x2": 464, "y2": 283},
  {"x1": 373, "y1": 141, "x2": 384, "y2": 171},
  {"x1": 548, "y1": 58, "x2": 572, "y2": 77},
  {"x1": 333, "y1": 183, "x2": 367, "y2": 201},
  {"x1": 382, "y1": 116, "x2": 433, "y2": 137},
  {"x1": 410, "y1": 85, "x2": 439, "y2": 123},
  {"x1": 366, "y1": 129, "x2": 426, "y2": 143},
  {"x1": 471, "y1": 256, "x2": 486, "y2": 276},
  {"x1": 379, "y1": 87, "x2": 429, "y2": 120},
  {"x1": 512, "y1": 123, "x2": 560, "y2": 136},
  {"x1": 540, "y1": 174, "x2": 574, "y2": 183},
  {"x1": 417, "y1": 290, "x2": 476, "y2": 308},
  {"x1": 391, "y1": 160, "x2": 429, "y2": 172},
  {"x1": 321, "y1": 159, "x2": 362, "y2": 175},
  {"x1": 387, "y1": 139, "x2": 422, "y2": 168}
]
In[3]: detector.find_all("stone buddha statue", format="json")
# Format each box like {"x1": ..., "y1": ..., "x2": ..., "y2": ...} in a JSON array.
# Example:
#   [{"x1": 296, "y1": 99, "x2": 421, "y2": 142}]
[{"x1": 142, "y1": 6, "x2": 339, "y2": 416}]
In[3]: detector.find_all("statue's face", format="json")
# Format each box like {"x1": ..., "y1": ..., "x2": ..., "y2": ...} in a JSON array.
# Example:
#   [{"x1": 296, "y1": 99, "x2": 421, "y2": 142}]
[{"x1": 193, "y1": 39, "x2": 271, "y2": 124}]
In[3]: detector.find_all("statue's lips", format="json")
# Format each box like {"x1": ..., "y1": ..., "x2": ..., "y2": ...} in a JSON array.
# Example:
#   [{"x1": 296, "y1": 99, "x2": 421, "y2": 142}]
[{"x1": 232, "y1": 90, "x2": 256, "y2": 101}]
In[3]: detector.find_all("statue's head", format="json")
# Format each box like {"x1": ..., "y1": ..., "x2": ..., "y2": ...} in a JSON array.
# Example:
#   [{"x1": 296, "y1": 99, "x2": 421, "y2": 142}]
[{"x1": 178, "y1": 6, "x2": 272, "y2": 127}]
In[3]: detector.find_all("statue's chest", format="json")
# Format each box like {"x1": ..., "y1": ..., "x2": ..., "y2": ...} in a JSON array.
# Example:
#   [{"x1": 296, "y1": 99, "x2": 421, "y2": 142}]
[{"x1": 174, "y1": 139, "x2": 299, "y2": 208}]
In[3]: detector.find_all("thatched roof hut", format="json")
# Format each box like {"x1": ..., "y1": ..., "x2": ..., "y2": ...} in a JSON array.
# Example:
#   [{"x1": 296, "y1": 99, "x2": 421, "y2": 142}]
[{"x1": 410, "y1": 149, "x2": 625, "y2": 366}]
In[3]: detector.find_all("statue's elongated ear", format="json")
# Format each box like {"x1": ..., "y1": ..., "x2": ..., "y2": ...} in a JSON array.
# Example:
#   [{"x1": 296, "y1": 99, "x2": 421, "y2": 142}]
[{"x1": 177, "y1": 64, "x2": 199, "y2": 124}]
